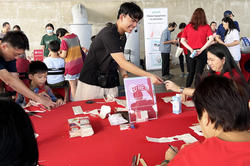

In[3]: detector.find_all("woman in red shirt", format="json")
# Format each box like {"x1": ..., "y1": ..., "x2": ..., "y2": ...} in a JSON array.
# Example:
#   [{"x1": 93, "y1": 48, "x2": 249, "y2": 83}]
[
  {"x1": 165, "y1": 43, "x2": 245, "y2": 97},
  {"x1": 181, "y1": 8, "x2": 213, "y2": 87},
  {"x1": 162, "y1": 75, "x2": 250, "y2": 166}
]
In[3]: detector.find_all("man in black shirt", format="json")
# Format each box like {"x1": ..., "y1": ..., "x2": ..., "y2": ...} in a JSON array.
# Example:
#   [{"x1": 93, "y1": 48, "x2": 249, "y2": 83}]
[
  {"x1": 0, "y1": 31, "x2": 56, "y2": 109},
  {"x1": 75, "y1": 2, "x2": 163, "y2": 101}
]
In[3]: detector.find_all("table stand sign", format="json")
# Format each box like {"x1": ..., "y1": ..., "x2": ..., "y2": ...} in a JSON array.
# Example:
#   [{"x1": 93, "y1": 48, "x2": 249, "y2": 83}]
[
  {"x1": 33, "y1": 49, "x2": 44, "y2": 61},
  {"x1": 124, "y1": 77, "x2": 158, "y2": 123}
]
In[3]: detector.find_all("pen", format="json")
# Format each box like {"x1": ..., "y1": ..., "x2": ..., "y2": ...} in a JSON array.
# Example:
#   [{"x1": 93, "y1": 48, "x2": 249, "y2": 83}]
[{"x1": 168, "y1": 144, "x2": 178, "y2": 153}]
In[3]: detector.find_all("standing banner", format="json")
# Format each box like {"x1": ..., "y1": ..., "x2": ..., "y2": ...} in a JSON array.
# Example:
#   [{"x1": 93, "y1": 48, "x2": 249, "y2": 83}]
[{"x1": 144, "y1": 8, "x2": 168, "y2": 70}]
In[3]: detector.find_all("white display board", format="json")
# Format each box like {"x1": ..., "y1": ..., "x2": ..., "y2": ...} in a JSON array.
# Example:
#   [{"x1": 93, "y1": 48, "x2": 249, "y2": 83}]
[{"x1": 144, "y1": 8, "x2": 168, "y2": 70}]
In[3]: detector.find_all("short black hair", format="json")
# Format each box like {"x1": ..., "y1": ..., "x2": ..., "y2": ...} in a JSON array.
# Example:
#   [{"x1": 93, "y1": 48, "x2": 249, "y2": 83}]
[
  {"x1": 2, "y1": 31, "x2": 29, "y2": 50},
  {"x1": 13, "y1": 25, "x2": 21, "y2": 31},
  {"x1": 48, "y1": 40, "x2": 60, "y2": 52},
  {"x1": 117, "y1": 2, "x2": 143, "y2": 21},
  {"x1": 2, "y1": 22, "x2": 10, "y2": 27},
  {"x1": 29, "y1": 61, "x2": 48, "y2": 75},
  {"x1": 193, "y1": 75, "x2": 250, "y2": 132},
  {"x1": 179, "y1": 22, "x2": 186, "y2": 29},
  {"x1": 56, "y1": 28, "x2": 68, "y2": 38},
  {"x1": 0, "y1": 100, "x2": 38, "y2": 165},
  {"x1": 210, "y1": 21, "x2": 217, "y2": 26},
  {"x1": 168, "y1": 22, "x2": 177, "y2": 28},
  {"x1": 45, "y1": 23, "x2": 54, "y2": 30}
]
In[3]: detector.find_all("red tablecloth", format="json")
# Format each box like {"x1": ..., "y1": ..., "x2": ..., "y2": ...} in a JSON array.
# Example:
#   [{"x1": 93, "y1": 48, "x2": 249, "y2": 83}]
[{"x1": 30, "y1": 92, "x2": 204, "y2": 166}]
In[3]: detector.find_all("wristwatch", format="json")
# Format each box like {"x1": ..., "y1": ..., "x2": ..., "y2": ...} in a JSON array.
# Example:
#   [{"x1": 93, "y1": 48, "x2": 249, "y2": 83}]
[{"x1": 179, "y1": 87, "x2": 184, "y2": 93}]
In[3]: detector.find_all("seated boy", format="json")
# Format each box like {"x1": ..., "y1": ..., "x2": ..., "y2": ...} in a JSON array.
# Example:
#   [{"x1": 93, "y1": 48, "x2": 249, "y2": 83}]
[
  {"x1": 44, "y1": 40, "x2": 65, "y2": 86},
  {"x1": 16, "y1": 61, "x2": 64, "y2": 107}
]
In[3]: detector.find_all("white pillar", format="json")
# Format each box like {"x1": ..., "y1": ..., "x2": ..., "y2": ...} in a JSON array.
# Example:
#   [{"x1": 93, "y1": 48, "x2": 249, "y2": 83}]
[
  {"x1": 69, "y1": 4, "x2": 92, "y2": 50},
  {"x1": 124, "y1": 25, "x2": 140, "y2": 67}
]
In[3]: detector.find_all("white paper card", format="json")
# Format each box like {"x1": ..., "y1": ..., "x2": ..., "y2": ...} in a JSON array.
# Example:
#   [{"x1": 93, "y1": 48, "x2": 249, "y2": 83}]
[
  {"x1": 162, "y1": 97, "x2": 172, "y2": 103},
  {"x1": 146, "y1": 133, "x2": 198, "y2": 144},
  {"x1": 99, "y1": 105, "x2": 111, "y2": 119},
  {"x1": 72, "y1": 106, "x2": 84, "y2": 115},
  {"x1": 189, "y1": 124, "x2": 203, "y2": 136},
  {"x1": 114, "y1": 98, "x2": 127, "y2": 107},
  {"x1": 182, "y1": 100, "x2": 195, "y2": 107},
  {"x1": 108, "y1": 113, "x2": 128, "y2": 126}
]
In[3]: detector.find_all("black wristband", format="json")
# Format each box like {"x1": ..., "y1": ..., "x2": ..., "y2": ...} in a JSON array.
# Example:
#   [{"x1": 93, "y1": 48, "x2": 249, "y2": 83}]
[{"x1": 161, "y1": 160, "x2": 170, "y2": 165}]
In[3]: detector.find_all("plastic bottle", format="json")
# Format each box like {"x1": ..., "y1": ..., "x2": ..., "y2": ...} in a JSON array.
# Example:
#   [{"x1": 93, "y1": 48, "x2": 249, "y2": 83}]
[
  {"x1": 172, "y1": 94, "x2": 182, "y2": 114},
  {"x1": 190, "y1": 50, "x2": 197, "y2": 58}
]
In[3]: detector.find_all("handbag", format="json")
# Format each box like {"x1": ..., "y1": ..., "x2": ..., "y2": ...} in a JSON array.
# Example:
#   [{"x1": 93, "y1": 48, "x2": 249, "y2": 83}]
[{"x1": 175, "y1": 46, "x2": 184, "y2": 58}]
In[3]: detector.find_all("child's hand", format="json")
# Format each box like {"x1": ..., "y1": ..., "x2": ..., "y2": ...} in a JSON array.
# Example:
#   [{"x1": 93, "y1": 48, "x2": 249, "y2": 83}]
[
  {"x1": 56, "y1": 98, "x2": 64, "y2": 107},
  {"x1": 38, "y1": 91, "x2": 50, "y2": 98}
]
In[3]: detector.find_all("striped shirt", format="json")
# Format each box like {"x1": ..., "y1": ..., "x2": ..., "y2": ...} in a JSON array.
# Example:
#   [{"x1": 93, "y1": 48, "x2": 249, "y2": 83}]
[{"x1": 60, "y1": 33, "x2": 83, "y2": 75}]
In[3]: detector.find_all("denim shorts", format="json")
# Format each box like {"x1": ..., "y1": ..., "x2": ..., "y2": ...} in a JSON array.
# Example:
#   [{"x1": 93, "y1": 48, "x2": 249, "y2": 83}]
[{"x1": 64, "y1": 73, "x2": 80, "y2": 80}]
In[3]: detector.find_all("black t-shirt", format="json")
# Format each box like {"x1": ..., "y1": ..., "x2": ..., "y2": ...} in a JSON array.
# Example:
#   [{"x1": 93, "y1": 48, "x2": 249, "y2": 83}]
[
  {"x1": 79, "y1": 23, "x2": 126, "y2": 88},
  {"x1": 0, "y1": 56, "x2": 17, "y2": 72}
]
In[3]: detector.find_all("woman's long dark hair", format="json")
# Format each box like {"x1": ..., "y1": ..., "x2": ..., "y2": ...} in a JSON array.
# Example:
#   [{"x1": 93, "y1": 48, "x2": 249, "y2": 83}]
[
  {"x1": 0, "y1": 100, "x2": 38, "y2": 166},
  {"x1": 190, "y1": 8, "x2": 208, "y2": 30},
  {"x1": 222, "y1": 17, "x2": 238, "y2": 37},
  {"x1": 207, "y1": 43, "x2": 245, "y2": 81}
]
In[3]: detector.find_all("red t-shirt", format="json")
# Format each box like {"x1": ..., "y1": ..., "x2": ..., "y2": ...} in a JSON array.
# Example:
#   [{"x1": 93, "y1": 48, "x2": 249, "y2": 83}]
[
  {"x1": 215, "y1": 69, "x2": 241, "y2": 81},
  {"x1": 177, "y1": 31, "x2": 188, "y2": 55},
  {"x1": 181, "y1": 24, "x2": 212, "y2": 49},
  {"x1": 169, "y1": 137, "x2": 250, "y2": 166}
]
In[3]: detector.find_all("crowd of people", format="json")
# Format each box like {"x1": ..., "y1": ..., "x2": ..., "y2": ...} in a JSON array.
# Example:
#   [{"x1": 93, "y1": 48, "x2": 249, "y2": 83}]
[
  {"x1": 0, "y1": 2, "x2": 249, "y2": 166},
  {"x1": 160, "y1": 9, "x2": 243, "y2": 87}
]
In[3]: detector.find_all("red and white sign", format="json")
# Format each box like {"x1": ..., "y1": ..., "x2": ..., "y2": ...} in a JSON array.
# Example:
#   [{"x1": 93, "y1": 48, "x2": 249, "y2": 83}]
[{"x1": 33, "y1": 49, "x2": 44, "y2": 61}]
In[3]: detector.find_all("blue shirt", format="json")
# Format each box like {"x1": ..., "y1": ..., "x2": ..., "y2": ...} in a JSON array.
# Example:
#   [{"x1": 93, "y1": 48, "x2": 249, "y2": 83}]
[
  {"x1": 0, "y1": 56, "x2": 17, "y2": 72},
  {"x1": 216, "y1": 21, "x2": 240, "y2": 41},
  {"x1": 159, "y1": 28, "x2": 171, "y2": 53}
]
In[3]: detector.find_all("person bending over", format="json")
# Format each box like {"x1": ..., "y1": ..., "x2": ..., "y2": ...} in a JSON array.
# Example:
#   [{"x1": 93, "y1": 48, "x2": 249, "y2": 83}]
[
  {"x1": 0, "y1": 31, "x2": 56, "y2": 109},
  {"x1": 75, "y1": 2, "x2": 162, "y2": 101}
]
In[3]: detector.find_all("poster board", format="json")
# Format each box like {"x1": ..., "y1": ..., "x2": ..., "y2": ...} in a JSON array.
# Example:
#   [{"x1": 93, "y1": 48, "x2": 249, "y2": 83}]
[{"x1": 144, "y1": 8, "x2": 168, "y2": 70}]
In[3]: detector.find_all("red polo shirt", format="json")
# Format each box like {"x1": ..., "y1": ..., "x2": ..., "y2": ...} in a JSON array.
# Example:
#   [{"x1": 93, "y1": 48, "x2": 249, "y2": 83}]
[{"x1": 181, "y1": 24, "x2": 212, "y2": 49}]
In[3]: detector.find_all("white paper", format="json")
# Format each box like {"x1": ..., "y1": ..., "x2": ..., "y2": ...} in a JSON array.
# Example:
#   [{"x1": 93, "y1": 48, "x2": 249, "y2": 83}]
[
  {"x1": 24, "y1": 109, "x2": 46, "y2": 113},
  {"x1": 99, "y1": 105, "x2": 111, "y2": 119},
  {"x1": 103, "y1": 94, "x2": 115, "y2": 102},
  {"x1": 72, "y1": 106, "x2": 84, "y2": 115},
  {"x1": 182, "y1": 100, "x2": 195, "y2": 107},
  {"x1": 108, "y1": 113, "x2": 128, "y2": 126},
  {"x1": 146, "y1": 133, "x2": 198, "y2": 144},
  {"x1": 83, "y1": 109, "x2": 100, "y2": 115},
  {"x1": 152, "y1": 104, "x2": 158, "y2": 112},
  {"x1": 162, "y1": 96, "x2": 172, "y2": 103},
  {"x1": 141, "y1": 111, "x2": 149, "y2": 119},
  {"x1": 189, "y1": 124, "x2": 203, "y2": 136},
  {"x1": 114, "y1": 98, "x2": 127, "y2": 107},
  {"x1": 115, "y1": 107, "x2": 129, "y2": 112}
]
